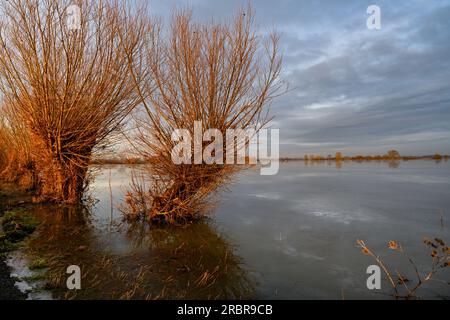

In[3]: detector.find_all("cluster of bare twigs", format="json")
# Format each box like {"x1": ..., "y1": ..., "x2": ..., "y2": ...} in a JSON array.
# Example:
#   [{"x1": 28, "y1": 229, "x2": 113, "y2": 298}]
[
  {"x1": 0, "y1": 1, "x2": 284, "y2": 223},
  {"x1": 0, "y1": 101, "x2": 35, "y2": 189},
  {"x1": 0, "y1": 0, "x2": 145, "y2": 203},
  {"x1": 357, "y1": 237, "x2": 449, "y2": 299},
  {"x1": 120, "y1": 7, "x2": 284, "y2": 223}
]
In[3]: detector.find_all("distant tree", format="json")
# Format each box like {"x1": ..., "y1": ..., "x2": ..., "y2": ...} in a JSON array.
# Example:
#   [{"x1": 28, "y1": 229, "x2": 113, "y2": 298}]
[
  {"x1": 304, "y1": 155, "x2": 309, "y2": 161},
  {"x1": 433, "y1": 153, "x2": 442, "y2": 160},
  {"x1": 387, "y1": 150, "x2": 401, "y2": 159},
  {"x1": 335, "y1": 152, "x2": 343, "y2": 161}
]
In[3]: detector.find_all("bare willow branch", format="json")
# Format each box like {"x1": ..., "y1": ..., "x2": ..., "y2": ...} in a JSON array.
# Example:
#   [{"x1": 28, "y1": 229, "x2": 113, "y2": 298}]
[
  {"x1": 0, "y1": 0, "x2": 147, "y2": 203},
  {"x1": 121, "y1": 6, "x2": 285, "y2": 223}
]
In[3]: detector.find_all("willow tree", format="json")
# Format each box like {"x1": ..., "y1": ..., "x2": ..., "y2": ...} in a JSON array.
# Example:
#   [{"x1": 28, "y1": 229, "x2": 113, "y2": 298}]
[
  {"x1": 0, "y1": 0, "x2": 147, "y2": 203},
  {"x1": 0, "y1": 101, "x2": 35, "y2": 189},
  {"x1": 123, "y1": 8, "x2": 284, "y2": 222}
]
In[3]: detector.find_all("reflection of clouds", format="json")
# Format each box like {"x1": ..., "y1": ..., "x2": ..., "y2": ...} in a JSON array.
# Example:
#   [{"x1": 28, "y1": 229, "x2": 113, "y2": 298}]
[
  {"x1": 276, "y1": 242, "x2": 325, "y2": 261},
  {"x1": 329, "y1": 264, "x2": 361, "y2": 289},
  {"x1": 293, "y1": 199, "x2": 374, "y2": 225},
  {"x1": 307, "y1": 210, "x2": 373, "y2": 225},
  {"x1": 293, "y1": 172, "x2": 338, "y2": 178},
  {"x1": 279, "y1": 244, "x2": 298, "y2": 258},
  {"x1": 92, "y1": 180, "x2": 127, "y2": 188},
  {"x1": 249, "y1": 193, "x2": 283, "y2": 201},
  {"x1": 383, "y1": 174, "x2": 450, "y2": 185},
  {"x1": 300, "y1": 252, "x2": 326, "y2": 261},
  {"x1": 237, "y1": 216, "x2": 261, "y2": 226}
]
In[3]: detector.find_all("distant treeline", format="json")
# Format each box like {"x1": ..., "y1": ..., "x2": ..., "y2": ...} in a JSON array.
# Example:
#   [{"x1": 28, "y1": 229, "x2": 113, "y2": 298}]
[
  {"x1": 94, "y1": 150, "x2": 449, "y2": 165},
  {"x1": 281, "y1": 150, "x2": 449, "y2": 162}
]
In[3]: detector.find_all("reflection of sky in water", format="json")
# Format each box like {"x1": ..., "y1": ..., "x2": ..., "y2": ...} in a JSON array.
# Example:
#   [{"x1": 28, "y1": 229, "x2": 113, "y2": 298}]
[
  {"x1": 213, "y1": 161, "x2": 450, "y2": 299},
  {"x1": 83, "y1": 161, "x2": 450, "y2": 299}
]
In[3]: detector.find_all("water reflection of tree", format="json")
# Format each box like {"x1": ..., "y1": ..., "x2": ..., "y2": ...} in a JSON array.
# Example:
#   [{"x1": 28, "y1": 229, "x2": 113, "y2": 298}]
[
  {"x1": 30, "y1": 204, "x2": 91, "y2": 246},
  {"x1": 123, "y1": 221, "x2": 255, "y2": 299},
  {"x1": 25, "y1": 205, "x2": 102, "y2": 299},
  {"x1": 388, "y1": 159, "x2": 400, "y2": 169},
  {"x1": 25, "y1": 205, "x2": 254, "y2": 299}
]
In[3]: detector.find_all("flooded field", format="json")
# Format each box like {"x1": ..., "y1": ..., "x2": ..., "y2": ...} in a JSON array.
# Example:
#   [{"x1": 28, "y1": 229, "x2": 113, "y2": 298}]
[{"x1": 4, "y1": 161, "x2": 450, "y2": 299}]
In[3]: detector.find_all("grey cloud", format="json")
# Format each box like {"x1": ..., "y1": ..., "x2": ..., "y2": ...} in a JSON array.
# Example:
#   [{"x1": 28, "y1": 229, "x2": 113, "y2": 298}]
[{"x1": 149, "y1": 0, "x2": 450, "y2": 156}]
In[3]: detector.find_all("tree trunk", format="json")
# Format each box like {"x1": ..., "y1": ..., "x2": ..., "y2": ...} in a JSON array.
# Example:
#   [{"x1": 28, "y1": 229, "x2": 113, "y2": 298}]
[{"x1": 30, "y1": 132, "x2": 91, "y2": 204}]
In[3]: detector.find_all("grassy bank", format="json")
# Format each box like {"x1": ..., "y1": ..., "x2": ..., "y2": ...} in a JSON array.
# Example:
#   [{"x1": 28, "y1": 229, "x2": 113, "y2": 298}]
[{"x1": 0, "y1": 185, "x2": 39, "y2": 300}]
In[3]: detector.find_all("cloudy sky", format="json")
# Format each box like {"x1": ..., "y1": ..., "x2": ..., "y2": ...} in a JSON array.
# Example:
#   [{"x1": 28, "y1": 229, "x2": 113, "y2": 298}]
[{"x1": 149, "y1": 0, "x2": 450, "y2": 156}]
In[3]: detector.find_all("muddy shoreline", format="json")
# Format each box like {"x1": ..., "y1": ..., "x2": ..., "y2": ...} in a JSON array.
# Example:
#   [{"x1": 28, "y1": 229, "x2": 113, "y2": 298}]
[
  {"x1": 0, "y1": 184, "x2": 32, "y2": 300},
  {"x1": 0, "y1": 258, "x2": 26, "y2": 300},
  {"x1": 0, "y1": 211, "x2": 27, "y2": 300}
]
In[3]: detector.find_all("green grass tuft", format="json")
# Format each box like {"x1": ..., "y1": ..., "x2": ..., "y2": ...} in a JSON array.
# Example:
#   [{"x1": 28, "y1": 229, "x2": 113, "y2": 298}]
[
  {"x1": 0, "y1": 210, "x2": 39, "y2": 258},
  {"x1": 1, "y1": 210, "x2": 39, "y2": 243},
  {"x1": 29, "y1": 257, "x2": 49, "y2": 270}
]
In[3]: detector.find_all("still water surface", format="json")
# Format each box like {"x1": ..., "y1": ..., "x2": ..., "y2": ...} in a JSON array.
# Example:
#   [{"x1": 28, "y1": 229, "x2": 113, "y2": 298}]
[{"x1": 18, "y1": 160, "x2": 450, "y2": 299}]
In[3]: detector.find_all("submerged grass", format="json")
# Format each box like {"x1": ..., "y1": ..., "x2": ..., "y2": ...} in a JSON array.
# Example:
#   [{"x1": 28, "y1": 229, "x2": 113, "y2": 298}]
[
  {"x1": 0, "y1": 209, "x2": 39, "y2": 257},
  {"x1": 0, "y1": 199, "x2": 57, "y2": 298},
  {"x1": 2, "y1": 210, "x2": 38, "y2": 239},
  {"x1": 17, "y1": 202, "x2": 255, "y2": 300},
  {"x1": 29, "y1": 257, "x2": 49, "y2": 270}
]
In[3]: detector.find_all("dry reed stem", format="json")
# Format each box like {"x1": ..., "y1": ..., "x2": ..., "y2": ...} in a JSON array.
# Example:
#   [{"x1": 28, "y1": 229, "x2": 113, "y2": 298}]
[{"x1": 357, "y1": 238, "x2": 449, "y2": 299}]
